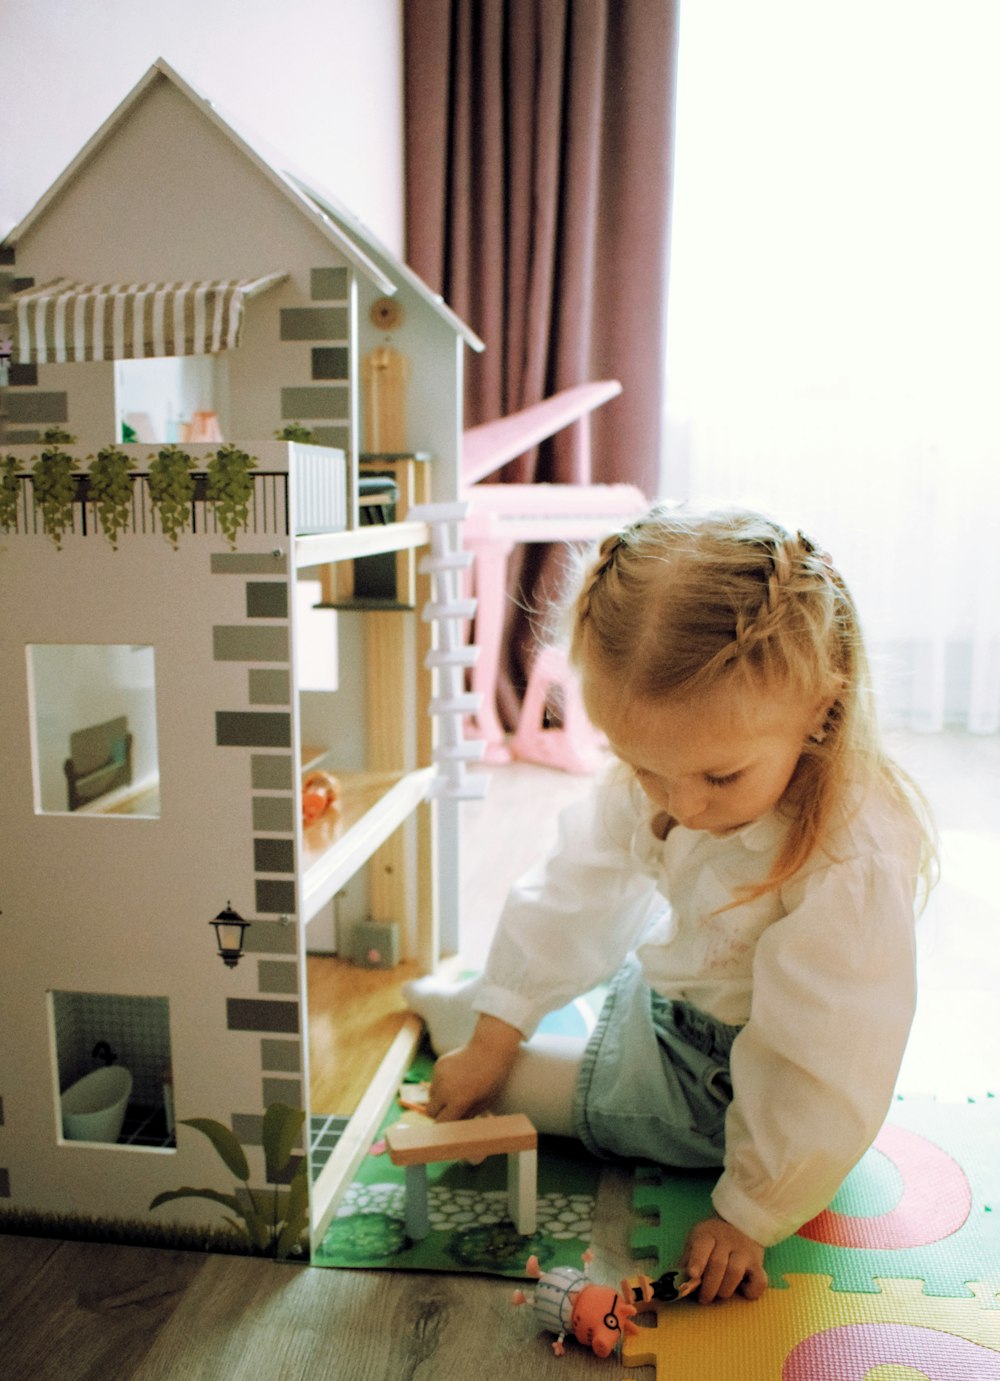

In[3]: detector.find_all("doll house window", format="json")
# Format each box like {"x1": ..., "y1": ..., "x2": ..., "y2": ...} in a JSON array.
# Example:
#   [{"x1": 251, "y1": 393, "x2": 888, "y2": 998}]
[
  {"x1": 115, "y1": 355, "x2": 226, "y2": 444},
  {"x1": 27, "y1": 644, "x2": 160, "y2": 817},
  {"x1": 51, "y1": 990, "x2": 176, "y2": 1150}
]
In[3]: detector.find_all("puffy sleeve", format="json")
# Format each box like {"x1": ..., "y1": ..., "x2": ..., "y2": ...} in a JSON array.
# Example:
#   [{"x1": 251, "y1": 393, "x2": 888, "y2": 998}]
[
  {"x1": 711, "y1": 831, "x2": 919, "y2": 1247},
  {"x1": 473, "y1": 766, "x2": 662, "y2": 1038}
]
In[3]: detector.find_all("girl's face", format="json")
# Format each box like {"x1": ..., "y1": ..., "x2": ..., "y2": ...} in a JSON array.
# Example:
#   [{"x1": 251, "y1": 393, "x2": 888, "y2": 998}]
[{"x1": 586, "y1": 675, "x2": 829, "y2": 836}]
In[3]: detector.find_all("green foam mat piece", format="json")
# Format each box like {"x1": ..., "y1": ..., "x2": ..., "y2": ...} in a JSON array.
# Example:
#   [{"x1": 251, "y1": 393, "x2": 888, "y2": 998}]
[{"x1": 631, "y1": 1092, "x2": 1000, "y2": 1300}]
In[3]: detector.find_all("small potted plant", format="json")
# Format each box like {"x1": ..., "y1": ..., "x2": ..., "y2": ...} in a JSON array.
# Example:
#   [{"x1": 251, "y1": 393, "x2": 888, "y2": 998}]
[
  {"x1": 274, "y1": 422, "x2": 314, "y2": 443},
  {"x1": 87, "y1": 446, "x2": 135, "y2": 549},
  {"x1": 0, "y1": 454, "x2": 20, "y2": 532},
  {"x1": 147, "y1": 445, "x2": 196, "y2": 549},
  {"x1": 31, "y1": 429, "x2": 79, "y2": 549},
  {"x1": 206, "y1": 443, "x2": 258, "y2": 550}
]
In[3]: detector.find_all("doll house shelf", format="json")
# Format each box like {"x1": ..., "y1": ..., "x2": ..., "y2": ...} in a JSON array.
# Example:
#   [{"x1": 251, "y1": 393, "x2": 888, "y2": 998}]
[{"x1": 0, "y1": 58, "x2": 484, "y2": 1259}]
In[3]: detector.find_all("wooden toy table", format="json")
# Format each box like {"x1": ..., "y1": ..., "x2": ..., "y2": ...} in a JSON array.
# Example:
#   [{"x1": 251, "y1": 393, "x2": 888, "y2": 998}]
[{"x1": 385, "y1": 1113, "x2": 538, "y2": 1241}]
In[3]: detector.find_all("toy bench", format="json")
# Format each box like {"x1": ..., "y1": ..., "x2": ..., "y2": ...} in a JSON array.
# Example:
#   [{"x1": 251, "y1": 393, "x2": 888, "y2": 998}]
[{"x1": 385, "y1": 1113, "x2": 538, "y2": 1241}]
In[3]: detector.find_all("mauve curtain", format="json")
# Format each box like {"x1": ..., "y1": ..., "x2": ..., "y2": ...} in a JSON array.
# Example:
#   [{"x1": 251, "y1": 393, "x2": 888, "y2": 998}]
[{"x1": 404, "y1": 0, "x2": 679, "y2": 721}]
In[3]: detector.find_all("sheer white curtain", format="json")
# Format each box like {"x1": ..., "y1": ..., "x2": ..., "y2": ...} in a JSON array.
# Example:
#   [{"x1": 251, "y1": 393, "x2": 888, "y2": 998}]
[{"x1": 664, "y1": 0, "x2": 1000, "y2": 732}]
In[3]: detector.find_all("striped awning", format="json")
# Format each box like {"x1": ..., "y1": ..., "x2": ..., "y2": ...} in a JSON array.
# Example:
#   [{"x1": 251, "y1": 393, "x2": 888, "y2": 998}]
[{"x1": 12, "y1": 272, "x2": 287, "y2": 364}]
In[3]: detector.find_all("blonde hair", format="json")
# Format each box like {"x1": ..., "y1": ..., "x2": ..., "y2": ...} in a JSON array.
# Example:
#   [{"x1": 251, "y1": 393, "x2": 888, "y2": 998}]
[{"x1": 570, "y1": 505, "x2": 936, "y2": 903}]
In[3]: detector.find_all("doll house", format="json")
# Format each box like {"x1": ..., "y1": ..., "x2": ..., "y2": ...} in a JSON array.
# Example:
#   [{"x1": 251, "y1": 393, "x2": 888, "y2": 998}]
[{"x1": 0, "y1": 58, "x2": 486, "y2": 1258}]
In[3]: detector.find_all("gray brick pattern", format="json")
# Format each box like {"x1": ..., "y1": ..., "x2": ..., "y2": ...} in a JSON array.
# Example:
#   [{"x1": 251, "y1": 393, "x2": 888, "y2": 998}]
[
  {"x1": 279, "y1": 268, "x2": 351, "y2": 435},
  {"x1": 211, "y1": 562, "x2": 304, "y2": 1145},
  {"x1": 280, "y1": 308, "x2": 347, "y2": 341},
  {"x1": 0, "y1": 255, "x2": 68, "y2": 442},
  {"x1": 226, "y1": 998, "x2": 299, "y2": 1033},
  {"x1": 310, "y1": 267, "x2": 348, "y2": 301},
  {"x1": 1, "y1": 255, "x2": 69, "y2": 436}
]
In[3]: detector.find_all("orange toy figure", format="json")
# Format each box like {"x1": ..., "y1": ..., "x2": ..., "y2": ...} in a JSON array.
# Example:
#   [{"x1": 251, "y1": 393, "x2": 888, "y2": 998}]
[
  {"x1": 301, "y1": 770, "x2": 342, "y2": 825},
  {"x1": 512, "y1": 1251, "x2": 641, "y2": 1358}
]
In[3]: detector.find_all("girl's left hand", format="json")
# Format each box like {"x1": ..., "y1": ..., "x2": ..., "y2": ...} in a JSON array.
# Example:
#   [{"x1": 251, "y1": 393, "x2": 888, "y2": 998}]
[{"x1": 680, "y1": 1216, "x2": 768, "y2": 1304}]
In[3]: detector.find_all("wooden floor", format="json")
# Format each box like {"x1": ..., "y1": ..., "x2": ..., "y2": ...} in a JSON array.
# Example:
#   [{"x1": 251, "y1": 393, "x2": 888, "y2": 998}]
[
  {"x1": 0, "y1": 1170, "x2": 638, "y2": 1381},
  {"x1": 3, "y1": 730, "x2": 997, "y2": 1379},
  {"x1": 307, "y1": 954, "x2": 422, "y2": 1115}
]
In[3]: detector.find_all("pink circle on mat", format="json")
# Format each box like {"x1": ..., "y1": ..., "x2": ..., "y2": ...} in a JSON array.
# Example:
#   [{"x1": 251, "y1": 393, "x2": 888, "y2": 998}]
[
  {"x1": 799, "y1": 1123, "x2": 971, "y2": 1248},
  {"x1": 783, "y1": 1323, "x2": 1000, "y2": 1380}
]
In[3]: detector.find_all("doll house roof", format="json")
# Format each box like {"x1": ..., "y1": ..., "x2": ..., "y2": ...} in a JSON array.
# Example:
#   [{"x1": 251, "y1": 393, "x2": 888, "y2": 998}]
[{"x1": 1, "y1": 56, "x2": 484, "y2": 361}]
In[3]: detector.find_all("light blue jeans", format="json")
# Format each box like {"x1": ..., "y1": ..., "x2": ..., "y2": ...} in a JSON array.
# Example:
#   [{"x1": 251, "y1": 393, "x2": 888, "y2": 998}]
[{"x1": 572, "y1": 953, "x2": 743, "y2": 1167}]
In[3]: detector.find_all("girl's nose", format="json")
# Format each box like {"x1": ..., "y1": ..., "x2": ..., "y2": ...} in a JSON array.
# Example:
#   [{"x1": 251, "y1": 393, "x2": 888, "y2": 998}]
[
  {"x1": 665, "y1": 780, "x2": 709, "y2": 826},
  {"x1": 636, "y1": 774, "x2": 708, "y2": 825}
]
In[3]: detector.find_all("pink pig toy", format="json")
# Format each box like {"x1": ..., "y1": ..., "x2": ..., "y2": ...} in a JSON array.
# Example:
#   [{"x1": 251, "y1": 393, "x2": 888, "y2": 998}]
[{"x1": 512, "y1": 1251, "x2": 640, "y2": 1358}]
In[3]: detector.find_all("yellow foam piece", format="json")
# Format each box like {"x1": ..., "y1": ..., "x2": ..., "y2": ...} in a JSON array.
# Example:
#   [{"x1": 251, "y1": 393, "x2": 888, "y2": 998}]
[{"x1": 622, "y1": 1275, "x2": 1000, "y2": 1381}]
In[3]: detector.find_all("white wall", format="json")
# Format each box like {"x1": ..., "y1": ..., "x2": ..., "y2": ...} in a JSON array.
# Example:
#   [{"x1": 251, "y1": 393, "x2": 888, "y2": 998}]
[{"x1": 0, "y1": 0, "x2": 404, "y2": 253}]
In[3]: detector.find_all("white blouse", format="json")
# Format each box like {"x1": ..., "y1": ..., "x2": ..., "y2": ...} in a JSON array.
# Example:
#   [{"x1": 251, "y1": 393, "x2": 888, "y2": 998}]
[{"x1": 473, "y1": 763, "x2": 921, "y2": 1246}]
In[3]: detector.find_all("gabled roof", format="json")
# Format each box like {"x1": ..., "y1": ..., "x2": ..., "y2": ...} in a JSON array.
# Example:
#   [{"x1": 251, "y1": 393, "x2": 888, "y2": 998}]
[
  {"x1": 292, "y1": 177, "x2": 483, "y2": 352},
  {"x1": 3, "y1": 58, "x2": 483, "y2": 350}
]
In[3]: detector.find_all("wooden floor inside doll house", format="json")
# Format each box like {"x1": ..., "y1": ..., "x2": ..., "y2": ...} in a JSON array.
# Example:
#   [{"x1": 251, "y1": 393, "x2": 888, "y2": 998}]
[{"x1": 304, "y1": 757, "x2": 596, "y2": 1126}]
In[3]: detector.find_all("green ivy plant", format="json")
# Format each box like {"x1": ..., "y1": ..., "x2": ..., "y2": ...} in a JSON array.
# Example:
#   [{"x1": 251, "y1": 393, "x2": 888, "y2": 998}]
[
  {"x1": 0, "y1": 455, "x2": 20, "y2": 532},
  {"x1": 41, "y1": 426, "x2": 77, "y2": 445},
  {"x1": 149, "y1": 1102, "x2": 308, "y2": 1260},
  {"x1": 274, "y1": 422, "x2": 314, "y2": 443},
  {"x1": 147, "y1": 445, "x2": 196, "y2": 549},
  {"x1": 32, "y1": 444, "x2": 80, "y2": 549},
  {"x1": 88, "y1": 446, "x2": 135, "y2": 549},
  {"x1": 206, "y1": 444, "x2": 258, "y2": 550}
]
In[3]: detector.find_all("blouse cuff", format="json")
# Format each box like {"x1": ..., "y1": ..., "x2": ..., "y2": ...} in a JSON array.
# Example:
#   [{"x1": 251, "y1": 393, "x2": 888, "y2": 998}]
[
  {"x1": 710, "y1": 1173, "x2": 794, "y2": 1249},
  {"x1": 472, "y1": 984, "x2": 542, "y2": 1041}
]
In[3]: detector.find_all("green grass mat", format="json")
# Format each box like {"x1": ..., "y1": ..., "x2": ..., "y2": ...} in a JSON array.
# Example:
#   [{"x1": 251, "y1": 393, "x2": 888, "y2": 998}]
[{"x1": 312, "y1": 1048, "x2": 602, "y2": 1276}]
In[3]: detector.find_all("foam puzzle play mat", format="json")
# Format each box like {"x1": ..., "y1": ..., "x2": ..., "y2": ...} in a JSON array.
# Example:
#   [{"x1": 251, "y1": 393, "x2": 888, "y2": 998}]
[{"x1": 623, "y1": 1092, "x2": 1000, "y2": 1379}]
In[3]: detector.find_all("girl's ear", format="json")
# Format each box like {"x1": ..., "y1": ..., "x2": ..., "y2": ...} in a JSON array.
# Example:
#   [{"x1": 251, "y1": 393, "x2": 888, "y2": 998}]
[{"x1": 807, "y1": 692, "x2": 839, "y2": 744}]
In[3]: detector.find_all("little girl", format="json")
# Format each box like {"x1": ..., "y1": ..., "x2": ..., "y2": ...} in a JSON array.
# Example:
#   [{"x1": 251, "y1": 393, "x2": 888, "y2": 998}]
[{"x1": 406, "y1": 506, "x2": 934, "y2": 1305}]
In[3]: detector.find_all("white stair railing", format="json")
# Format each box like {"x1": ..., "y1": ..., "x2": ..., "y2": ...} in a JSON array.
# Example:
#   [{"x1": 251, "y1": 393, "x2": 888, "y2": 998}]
[{"x1": 410, "y1": 501, "x2": 488, "y2": 801}]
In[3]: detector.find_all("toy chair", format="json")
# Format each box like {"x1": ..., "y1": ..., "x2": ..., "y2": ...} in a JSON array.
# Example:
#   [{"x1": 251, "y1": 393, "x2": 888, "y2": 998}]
[{"x1": 64, "y1": 716, "x2": 133, "y2": 811}]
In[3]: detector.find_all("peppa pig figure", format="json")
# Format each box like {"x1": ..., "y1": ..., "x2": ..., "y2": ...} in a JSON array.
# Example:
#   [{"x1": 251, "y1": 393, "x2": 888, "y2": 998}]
[{"x1": 512, "y1": 1251, "x2": 641, "y2": 1358}]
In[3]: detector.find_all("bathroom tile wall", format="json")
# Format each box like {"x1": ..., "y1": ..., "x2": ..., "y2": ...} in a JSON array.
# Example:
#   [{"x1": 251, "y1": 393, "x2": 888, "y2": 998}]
[{"x1": 52, "y1": 990, "x2": 171, "y2": 1105}]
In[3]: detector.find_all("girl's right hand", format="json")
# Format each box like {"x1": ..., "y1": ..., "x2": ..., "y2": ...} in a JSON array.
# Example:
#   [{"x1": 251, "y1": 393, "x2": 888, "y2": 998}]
[{"x1": 426, "y1": 1014, "x2": 523, "y2": 1121}]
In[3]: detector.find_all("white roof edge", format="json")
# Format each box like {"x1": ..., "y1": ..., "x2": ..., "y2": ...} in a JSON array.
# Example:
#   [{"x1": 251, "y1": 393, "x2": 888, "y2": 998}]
[
  {"x1": 1, "y1": 58, "x2": 396, "y2": 298},
  {"x1": 289, "y1": 176, "x2": 485, "y2": 353}
]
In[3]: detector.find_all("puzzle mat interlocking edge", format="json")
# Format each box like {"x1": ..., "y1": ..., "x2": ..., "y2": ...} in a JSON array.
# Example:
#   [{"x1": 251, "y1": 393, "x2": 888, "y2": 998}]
[{"x1": 623, "y1": 1091, "x2": 1000, "y2": 1380}]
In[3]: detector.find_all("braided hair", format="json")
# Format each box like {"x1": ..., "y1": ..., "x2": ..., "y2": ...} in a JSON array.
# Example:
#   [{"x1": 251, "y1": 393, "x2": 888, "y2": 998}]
[{"x1": 569, "y1": 506, "x2": 934, "y2": 902}]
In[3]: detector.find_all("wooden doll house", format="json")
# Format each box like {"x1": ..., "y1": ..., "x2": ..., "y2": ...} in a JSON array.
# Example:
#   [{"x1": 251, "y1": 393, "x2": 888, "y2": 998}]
[{"x1": 0, "y1": 58, "x2": 485, "y2": 1259}]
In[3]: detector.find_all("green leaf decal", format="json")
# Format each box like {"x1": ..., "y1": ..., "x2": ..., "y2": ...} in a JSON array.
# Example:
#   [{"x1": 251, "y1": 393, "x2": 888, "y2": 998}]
[
  {"x1": 262, "y1": 1102, "x2": 305, "y2": 1181},
  {"x1": 180, "y1": 1117, "x2": 251, "y2": 1181}
]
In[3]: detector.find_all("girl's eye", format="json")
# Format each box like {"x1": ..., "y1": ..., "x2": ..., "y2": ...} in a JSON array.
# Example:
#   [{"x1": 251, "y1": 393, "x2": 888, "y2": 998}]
[{"x1": 705, "y1": 771, "x2": 741, "y2": 788}]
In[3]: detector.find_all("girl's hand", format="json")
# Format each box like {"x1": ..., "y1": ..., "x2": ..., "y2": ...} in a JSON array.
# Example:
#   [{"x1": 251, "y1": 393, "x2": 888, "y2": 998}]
[
  {"x1": 426, "y1": 1014, "x2": 523, "y2": 1122},
  {"x1": 680, "y1": 1216, "x2": 768, "y2": 1304}
]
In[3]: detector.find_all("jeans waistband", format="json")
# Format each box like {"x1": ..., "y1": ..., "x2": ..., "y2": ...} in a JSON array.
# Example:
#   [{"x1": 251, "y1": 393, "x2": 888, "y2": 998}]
[{"x1": 651, "y1": 994, "x2": 743, "y2": 1063}]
